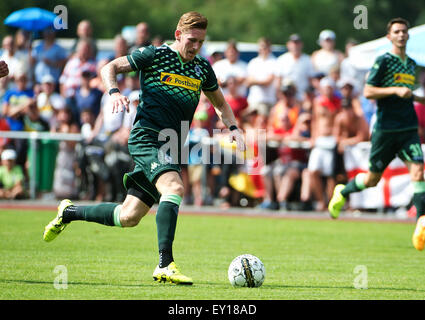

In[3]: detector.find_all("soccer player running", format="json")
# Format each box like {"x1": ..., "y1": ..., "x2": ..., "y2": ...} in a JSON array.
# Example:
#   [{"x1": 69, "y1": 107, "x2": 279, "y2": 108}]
[
  {"x1": 43, "y1": 12, "x2": 245, "y2": 284},
  {"x1": 328, "y1": 18, "x2": 425, "y2": 251}
]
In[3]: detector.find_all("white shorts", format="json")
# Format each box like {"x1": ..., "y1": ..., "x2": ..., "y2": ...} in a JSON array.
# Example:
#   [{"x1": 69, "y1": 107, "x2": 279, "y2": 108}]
[{"x1": 307, "y1": 136, "x2": 336, "y2": 177}]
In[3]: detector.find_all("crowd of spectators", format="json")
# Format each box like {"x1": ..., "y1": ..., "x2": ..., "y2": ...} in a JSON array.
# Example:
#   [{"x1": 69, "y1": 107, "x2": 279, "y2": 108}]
[{"x1": 1, "y1": 20, "x2": 425, "y2": 212}]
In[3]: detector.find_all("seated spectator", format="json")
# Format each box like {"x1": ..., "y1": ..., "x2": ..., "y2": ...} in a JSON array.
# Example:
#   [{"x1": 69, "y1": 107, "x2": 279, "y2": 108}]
[
  {"x1": 333, "y1": 97, "x2": 369, "y2": 185},
  {"x1": 0, "y1": 149, "x2": 25, "y2": 199},
  {"x1": 36, "y1": 74, "x2": 66, "y2": 128},
  {"x1": 276, "y1": 112, "x2": 312, "y2": 210},
  {"x1": 90, "y1": 59, "x2": 109, "y2": 92},
  {"x1": 30, "y1": 28, "x2": 68, "y2": 86},
  {"x1": 302, "y1": 76, "x2": 341, "y2": 211},
  {"x1": 1, "y1": 72, "x2": 33, "y2": 168},
  {"x1": 338, "y1": 77, "x2": 363, "y2": 117},
  {"x1": 2, "y1": 72, "x2": 34, "y2": 131},
  {"x1": 52, "y1": 107, "x2": 80, "y2": 200},
  {"x1": 268, "y1": 80, "x2": 300, "y2": 140},
  {"x1": 59, "y1": 39, "x2": 97, "y2": 98},
  {"x1": 224, "y1": 76, "x2": 248, "y2": 122},
  {"x1": 23, "y1": 98, "x2": 50, "y2": 132},
  {"x1": 73, "y1": 70, "x2": 103, "y2": 124},
  {"x1": 122, "y1": 71, "x2": 140, "y2": 96},
  {"x1": 186, "y1": 110, "x2": 211, "y2": 206},
  {"x1": 0, "y1": 114, "x2": 11, "y2": 153}
]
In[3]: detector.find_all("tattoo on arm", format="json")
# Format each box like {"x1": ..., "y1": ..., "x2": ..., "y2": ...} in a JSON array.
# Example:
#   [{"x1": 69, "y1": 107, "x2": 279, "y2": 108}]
[{"x1": 100, "y1": 56, "x2": 133, "y2": 91}]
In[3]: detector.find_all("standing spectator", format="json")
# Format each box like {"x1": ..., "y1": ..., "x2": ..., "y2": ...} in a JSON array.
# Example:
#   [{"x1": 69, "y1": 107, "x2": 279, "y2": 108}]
[
  {"x1": 14, "y1": 29, "x2": 33, "y2": 88},
  {"x1": 112, "y1": 34, "x2": 129, "y2": 59},
  {"x1": 59, "y1": 39, "x2": 97, "y2": 98},
  {"x1": 36, "y1": 74, "x2": 66, "y2": 128},
  {"x1": 302, "y1": 77, "x2": 341, "y2": 211},
  {"x1": 340, "y1": 38, "x2": 366, "y2": 92},
  {"x1": 30, "y1": 29, "x2": 68, "y2": 86},
  {"x1": 213, "y1": 39, "x2": 248, "y2": 96},
  {"x1": 129, "y1": 22, "x2": 151, "y2": 52},
  {"x1": 70, "y1": 20, "x2": 98, "y2": 60},
  {"x1": 245, "y1": 37, "x2": 276, "y2": 117},
  {"x1": 151, "y1": 35, "x2": 164, "y2": 47},
  {"x1": 311, "y1": 29, "x2": 344, "y2": 76},
  {"x1": 0, "y1": 149, "x2": 25, "y2": 199},
  {"x1": 0, "y1": 35, "x2": 22, "y2": 84},
  {"x1": 276, "y1": 34, "x2": 315, "y2": 102}
]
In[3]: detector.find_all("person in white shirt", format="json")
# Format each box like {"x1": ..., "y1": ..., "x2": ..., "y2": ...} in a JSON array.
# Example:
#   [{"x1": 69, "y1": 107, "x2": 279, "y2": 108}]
[
  {"x1": 311, "y1": 30, "x2": 344, "y2": 76},
  {"x1": 36, "y1": 74, "x2": 66, "y2": 128},
  {"x1": 212, "y1": 39, "x2": 247, "y2": 96},
  {"x1": 245, "y1": 37, "x2": 276, "y2": 116},
  {"x1": 275, "y1": 34, "x2": 315, "y2": 102}
]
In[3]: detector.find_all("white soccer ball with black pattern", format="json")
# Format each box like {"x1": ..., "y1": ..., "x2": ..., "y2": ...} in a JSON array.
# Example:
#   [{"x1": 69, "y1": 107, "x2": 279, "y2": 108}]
[{"x1": 228, "y1": 254, "x2": 265, "y2": 287}]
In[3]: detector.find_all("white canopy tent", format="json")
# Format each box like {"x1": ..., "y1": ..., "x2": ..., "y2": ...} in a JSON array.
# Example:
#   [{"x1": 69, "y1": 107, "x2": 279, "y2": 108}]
[{"x1": 348, "y1": 23, "x2": 425, "y2": 70}]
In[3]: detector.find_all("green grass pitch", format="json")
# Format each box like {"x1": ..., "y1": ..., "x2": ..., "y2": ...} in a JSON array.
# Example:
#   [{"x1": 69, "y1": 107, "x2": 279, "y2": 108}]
[{"x1": 1, "y1": 208, "x2": 425, "y2": 300}]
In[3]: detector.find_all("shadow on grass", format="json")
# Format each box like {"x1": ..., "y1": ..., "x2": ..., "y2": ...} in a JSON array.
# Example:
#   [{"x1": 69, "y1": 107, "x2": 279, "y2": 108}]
[
  {"x1": 260, "y1": 283, "x2": 425, "y2": 293},
  {"x1": 0, "y1": 278, "x2": 152, "y2": 288},
  {"x1": 3, "y1": 278, "x2": 425, "y2": 294}
]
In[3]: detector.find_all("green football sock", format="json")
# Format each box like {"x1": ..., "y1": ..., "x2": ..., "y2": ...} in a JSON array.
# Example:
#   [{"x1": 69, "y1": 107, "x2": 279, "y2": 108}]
[
  {"x1": 63, "y1": 203, "x2": 122, "y2": 227},
  {"x1": 156, "y1": 194, "x2": 182, "y2": 268},
  {"x1": 412, "y1": 181, "x2": 425, "y2": 220},
  {"x1": 341, "y1": 173, "x2": 367, "y2": 197}
]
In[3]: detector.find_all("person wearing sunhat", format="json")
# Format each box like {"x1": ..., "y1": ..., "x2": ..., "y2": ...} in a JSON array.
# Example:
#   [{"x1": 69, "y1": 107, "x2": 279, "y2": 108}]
[
  {"x1": 311, "y1": 29, "x2": 344, "y2": 75},
  {"x1": 0, "y1": 149, "x2": 25, "y2": 199}
]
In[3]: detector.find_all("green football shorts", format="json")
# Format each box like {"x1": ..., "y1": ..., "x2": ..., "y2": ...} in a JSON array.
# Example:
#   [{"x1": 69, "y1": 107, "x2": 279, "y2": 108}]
[
  {"x1": 123, "y1": 122, "x2": 181, "y2": 205},
  {"x1": 369, "y1": 129, "x2": 423, "y2": 173}
]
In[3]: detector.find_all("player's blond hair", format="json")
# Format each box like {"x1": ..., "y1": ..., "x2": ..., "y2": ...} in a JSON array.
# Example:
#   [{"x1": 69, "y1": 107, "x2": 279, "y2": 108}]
[{"x1": 177, "y1": 11, "x2": 208, "y2": 33}]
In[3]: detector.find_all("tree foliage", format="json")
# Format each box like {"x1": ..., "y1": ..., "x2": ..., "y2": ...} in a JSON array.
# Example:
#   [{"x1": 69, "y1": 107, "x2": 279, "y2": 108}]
[{"x1": 0, "y1": 0, "x2": 424, "y2": 54}]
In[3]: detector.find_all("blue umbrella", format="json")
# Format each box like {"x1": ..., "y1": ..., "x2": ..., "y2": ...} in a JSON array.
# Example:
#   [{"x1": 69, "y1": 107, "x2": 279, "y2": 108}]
[{"x1": 4, "y1": 7, "x2": 57, "y2": 31}]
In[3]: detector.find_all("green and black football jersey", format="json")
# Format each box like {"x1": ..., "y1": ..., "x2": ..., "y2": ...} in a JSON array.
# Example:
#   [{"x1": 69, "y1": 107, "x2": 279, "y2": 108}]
[
  {"x1": 366, "y1": 52, "x2": 417, "y2": 132},
  {"x1": 127, "y1": 44, "x2": 219, "y2": 136}
]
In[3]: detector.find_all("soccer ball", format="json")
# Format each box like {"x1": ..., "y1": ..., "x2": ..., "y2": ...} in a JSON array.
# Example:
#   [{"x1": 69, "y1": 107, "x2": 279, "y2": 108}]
[{"x1": 228, "y1": 254, "x2": 265, "y2": 287}]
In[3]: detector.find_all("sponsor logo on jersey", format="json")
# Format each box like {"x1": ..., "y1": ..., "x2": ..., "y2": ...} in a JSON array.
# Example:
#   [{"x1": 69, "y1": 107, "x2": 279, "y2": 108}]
[
  {"x1": 393, "y1": 73, "x2": 415, "y2": 85},
  {"x1": 160, "y1": 72, "x2": 201, "y2": 91}
]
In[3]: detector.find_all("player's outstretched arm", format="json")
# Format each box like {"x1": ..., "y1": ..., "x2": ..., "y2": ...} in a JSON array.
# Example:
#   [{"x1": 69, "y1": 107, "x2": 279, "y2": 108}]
[
  {"x1": 204, "y1": 88, "x2": 246, "y2": 151},
  {"x1": 101, "y1": 56, "x2": 133, "y2": 113}
]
